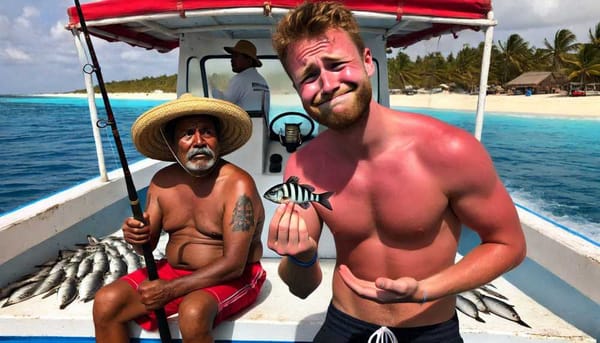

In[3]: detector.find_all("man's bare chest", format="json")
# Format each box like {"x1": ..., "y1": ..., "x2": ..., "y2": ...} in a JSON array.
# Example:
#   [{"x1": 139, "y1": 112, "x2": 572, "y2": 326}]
[
  {"x1": 160, "y1": 193, "x2": 224, "y2": 236},
  {"x1": 318, "y1": 164, "x2": 450, "y2": 241}
]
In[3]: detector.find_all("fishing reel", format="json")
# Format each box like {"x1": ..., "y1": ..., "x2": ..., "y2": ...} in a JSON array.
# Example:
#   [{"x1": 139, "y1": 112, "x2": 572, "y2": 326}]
[{"x1": 269, "y1": 112, "x2": 315, "y2": 152}]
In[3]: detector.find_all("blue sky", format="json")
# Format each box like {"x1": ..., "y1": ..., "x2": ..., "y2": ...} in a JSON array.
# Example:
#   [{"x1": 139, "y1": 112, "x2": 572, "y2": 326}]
[{"x1": 0, "y1": 0, "x2": 599, "y2": 95}]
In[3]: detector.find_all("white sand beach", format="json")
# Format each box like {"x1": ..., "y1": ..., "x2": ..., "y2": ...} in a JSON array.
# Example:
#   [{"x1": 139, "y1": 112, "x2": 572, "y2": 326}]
[
  {"x1": 37, "y1": 91, "x2": 599, "y2": 118},
  {"x1": 390, "y1": 93, "x2": 599, "y2": 118},
  {"x1": 36, "y1": 91, "x2": 177, "y2": 101}
]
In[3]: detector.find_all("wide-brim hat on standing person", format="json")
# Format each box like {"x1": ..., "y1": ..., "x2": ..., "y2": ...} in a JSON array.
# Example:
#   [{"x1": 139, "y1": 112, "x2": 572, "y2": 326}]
[
  {"x1": 224, "y1": 40, "x2": 263, "y2": 67},
  {"x1": 131, "y1": 93, "x2": 252, "y2": 161}
]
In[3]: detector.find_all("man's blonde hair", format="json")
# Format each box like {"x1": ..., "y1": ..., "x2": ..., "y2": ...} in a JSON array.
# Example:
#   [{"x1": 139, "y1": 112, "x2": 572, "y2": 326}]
[{"x1": 272, "y1": 1, "x2": 365, "y2": 66}]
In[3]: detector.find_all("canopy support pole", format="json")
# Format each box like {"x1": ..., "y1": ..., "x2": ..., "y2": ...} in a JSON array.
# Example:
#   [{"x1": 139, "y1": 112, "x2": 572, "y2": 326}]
[
  {"x1": 71, "y1": 29, "x2": 108, "y2": 182},
  {"x1": 474, "y1": 11, "x2": 495, "y2": 141}
]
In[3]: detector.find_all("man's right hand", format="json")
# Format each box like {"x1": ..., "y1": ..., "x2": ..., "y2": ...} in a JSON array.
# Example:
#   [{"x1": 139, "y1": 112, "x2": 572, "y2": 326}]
[
  {"x1": 122, "y1": 212, "x2": 151, "y2": 246},
  {"x1": 268, "y1": 202, "x2": 322, "y2": 298},
  {"x1": 267, "y1": 202, "x2": 317, "y2": 260}
]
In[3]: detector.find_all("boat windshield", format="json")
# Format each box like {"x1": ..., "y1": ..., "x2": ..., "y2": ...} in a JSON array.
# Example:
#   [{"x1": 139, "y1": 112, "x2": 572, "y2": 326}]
[
  {"x1": 187, "y1": 55, "x2": 315, "y2": 137},
  {"x1": 186, "y1": 54, "x2": 381, "y2": 139}
]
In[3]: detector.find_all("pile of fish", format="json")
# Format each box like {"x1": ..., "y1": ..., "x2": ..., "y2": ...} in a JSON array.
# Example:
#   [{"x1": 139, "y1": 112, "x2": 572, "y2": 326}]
[
  {"x1": 1, "y1": 232, "x2": 529, "y2": 328},
  {"x1": 0, "y1": 234, "x2": 154, "y2": 310},
  {"x1": 457, "y1": 284, "x2": 530, "y2": 328}
]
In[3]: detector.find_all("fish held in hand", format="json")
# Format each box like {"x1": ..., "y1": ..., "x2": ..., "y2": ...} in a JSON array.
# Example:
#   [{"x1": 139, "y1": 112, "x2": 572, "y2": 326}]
[{"x1": 263, "y1": 176, "x2": 333, "y2": 210}]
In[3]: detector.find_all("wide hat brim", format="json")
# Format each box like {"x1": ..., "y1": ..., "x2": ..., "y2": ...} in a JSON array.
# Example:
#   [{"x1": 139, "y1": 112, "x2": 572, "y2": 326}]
[
  {"x1": 131, "y1": 94, "x2": 252, "y2": 161},
  {"x1": 224, "y1": 46, "x2": 263, "y2": 67}
]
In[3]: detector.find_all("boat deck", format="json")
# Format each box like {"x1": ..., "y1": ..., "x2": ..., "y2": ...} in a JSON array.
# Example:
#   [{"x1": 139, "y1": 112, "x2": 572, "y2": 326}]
[{"x1": 0, "y1": 259, "x2": 594, "y2": 342}]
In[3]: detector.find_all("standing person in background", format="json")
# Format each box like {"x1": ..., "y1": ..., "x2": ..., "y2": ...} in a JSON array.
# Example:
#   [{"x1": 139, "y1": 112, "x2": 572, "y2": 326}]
[
  {"x1": 93, "y1": 94, "x2": 266, "y2": 343},
  {"x1": 267, "y1": 2, "x2": 526, "y2": 342},
  {"x1": 212, "y1": 40, "x2": 270, "y2": 116}
]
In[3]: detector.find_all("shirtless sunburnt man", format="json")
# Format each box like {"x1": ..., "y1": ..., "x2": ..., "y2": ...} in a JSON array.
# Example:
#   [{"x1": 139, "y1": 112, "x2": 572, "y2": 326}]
[{"x1": 268, "y1": 2, "x2": 526, "y2": 342}]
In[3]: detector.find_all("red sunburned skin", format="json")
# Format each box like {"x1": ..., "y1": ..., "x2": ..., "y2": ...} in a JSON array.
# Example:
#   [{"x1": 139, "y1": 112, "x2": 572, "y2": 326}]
[{"x1": 286, "y1": 29, "x2": 374, "y2": 130}]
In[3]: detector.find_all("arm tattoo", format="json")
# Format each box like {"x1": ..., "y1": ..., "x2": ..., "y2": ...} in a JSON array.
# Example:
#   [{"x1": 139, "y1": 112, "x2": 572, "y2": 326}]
[{"x1": 231, "y1": 195, "x2": 254, "y2": 232}]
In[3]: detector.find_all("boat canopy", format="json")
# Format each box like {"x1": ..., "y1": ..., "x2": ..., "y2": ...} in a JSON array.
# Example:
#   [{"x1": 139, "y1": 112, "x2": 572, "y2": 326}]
[{"x1": 66, "y1": 0, "x2": 493, "y2": 52}]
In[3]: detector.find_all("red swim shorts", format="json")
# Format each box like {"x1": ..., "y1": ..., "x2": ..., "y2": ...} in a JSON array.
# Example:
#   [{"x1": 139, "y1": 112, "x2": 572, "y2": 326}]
[{"x1": 121, "y1": 259, "x2": 266, "y2": 331}]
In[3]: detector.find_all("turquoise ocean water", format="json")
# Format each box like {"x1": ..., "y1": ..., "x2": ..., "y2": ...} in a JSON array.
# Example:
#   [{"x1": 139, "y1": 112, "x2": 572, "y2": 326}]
[{"x1": 0, "y1": 95, "x2": 598, "y2": 244}]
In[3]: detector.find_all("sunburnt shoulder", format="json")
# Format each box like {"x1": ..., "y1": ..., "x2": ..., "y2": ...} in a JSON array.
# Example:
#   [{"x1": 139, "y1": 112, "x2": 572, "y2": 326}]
[{"x1": 398, "y1": 113, "x2": 498, "y2": 192}]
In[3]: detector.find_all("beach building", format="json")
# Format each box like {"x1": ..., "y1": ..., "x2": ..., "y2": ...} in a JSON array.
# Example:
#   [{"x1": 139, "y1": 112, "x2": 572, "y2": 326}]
[{"x1": 506, "y1": 71, "x2": 563, "y2": 95}]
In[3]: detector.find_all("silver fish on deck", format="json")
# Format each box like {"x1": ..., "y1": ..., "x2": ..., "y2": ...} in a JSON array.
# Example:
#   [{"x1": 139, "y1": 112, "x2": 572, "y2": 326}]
[
  {"x1": 76, "y1": 256, "x2": 94, "y2": 279},
  {"x1": 0, "y1": 267, "x2": 50, "y2": 301},
  {"x1": 32, "y1": 269, "x2": 66, "y2": 297},
  {"x1": 263, "y1": 176, "x2": 334, "y2": 210},
  {"x1": 456, "y1": 294, "x2": 486, "y2": 323},
  {"x1": 2, "y1": 281, "x2": 40, "y2": 307},
  {"x1": 480, "y1": 293, "x2": 531, "y2": 328},
  {"x1": 479, "y1": 284, "x2": 508, "y2": 300},
  {"x1": 57, "y1": 276, "x2": 79, "y2": 310},
  {"x1": 0, "y1": 234, "x2": 147, "y2": 309},
  {"x1": 103, "y1": 272, "x2": 123, "y2": 286},
  {"x1": 78, "y1": 271, "x2": 106, "y2": 303},
  {"x1": 91, "y1": 249, "x2": 109, "y2": 274},
  {"x1": 460, "y1": 289, "x2": 488, "y2": 313},
  {"x1": 108, "y1": 254, "x2": 128, "y2": 276},
  {"x1": 123, "y1": 251, "x2": 143, "y2": 273}
]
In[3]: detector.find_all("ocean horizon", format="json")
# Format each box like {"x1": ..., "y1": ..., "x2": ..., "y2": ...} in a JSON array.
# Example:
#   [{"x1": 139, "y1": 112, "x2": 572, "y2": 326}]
[{"x1": 1, "y1": 95, "x2": 598, "y2": 245}]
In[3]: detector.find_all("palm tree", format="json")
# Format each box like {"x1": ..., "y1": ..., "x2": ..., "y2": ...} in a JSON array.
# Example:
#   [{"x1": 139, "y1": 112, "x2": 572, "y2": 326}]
[
  {"x1": 531, "y1": 48, "x2": 552, "y2": 71},
  {"x1": 453, "y1": 45, "x2": 482, "y2": 93},
  {"x1": 387, "y1": 51, "x2": 419, "y2": 89},
  {"x1": 585, "y1": 22, "x2": 600, "y2": 84},
  {"x1": 542, "y1": 29, "x2": 579, "y2": 73},
  {"x1": 563, "y1": 43, "x2": 600, "y2": 84},
  {"x1": 589, "y1": 22, "x2": 600, "y2": 46},
  {"x1": 496, "y1": 34, "x2": 534, "y2": 84},
  {"x1": 416, "y1": 52, "x2": 447, "y2": 89}
]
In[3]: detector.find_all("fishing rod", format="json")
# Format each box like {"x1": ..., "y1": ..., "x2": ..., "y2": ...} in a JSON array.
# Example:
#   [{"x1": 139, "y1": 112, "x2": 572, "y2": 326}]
[{"x1": 72, "y1": 1, "x2": 172, "y2": 341}]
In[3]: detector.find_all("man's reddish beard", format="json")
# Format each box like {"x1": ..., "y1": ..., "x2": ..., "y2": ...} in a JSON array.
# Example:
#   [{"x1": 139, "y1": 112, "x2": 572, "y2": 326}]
[{"x1": 306, "y1": 81, "x2": 372, "y2": 130}]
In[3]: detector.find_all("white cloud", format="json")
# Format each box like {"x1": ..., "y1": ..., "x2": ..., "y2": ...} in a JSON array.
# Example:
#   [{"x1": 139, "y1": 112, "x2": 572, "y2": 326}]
[
  {"x1": 50, "y1": 21, "x2": 70, "y2": 40},
  {"x1": 2, "y1": 47, "x2": 32, "y2": 62},
  {"x1": 14, "y1": 5, "x2": 40, "y2": 28},
  {"x1": 22, "y1": 5, "x2": 40, "y2": 18},
  {"x1": 120, "y1": 49, "x2": 145, "y2": 61},
  {"x1": 493, "y1": 0, "x2": 600, "y2": 32},
  {"x1": 14, "y1": 17, "x2": 30, "y2": 28},
  {"x1": 0, "y1": 0, "x2": 599, "y2": 94},
  {"x1": 0, "y1": 16, "x2": 9, "y2": 39},
  {"x1": 401, "y1": 1, "x2": 600, "y2": 59}
]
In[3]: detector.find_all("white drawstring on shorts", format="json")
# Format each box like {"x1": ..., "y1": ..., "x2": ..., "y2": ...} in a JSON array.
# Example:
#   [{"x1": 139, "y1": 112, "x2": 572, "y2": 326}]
[{"x1": 367, "y1": 326, "x2": 398, "y2": 343}]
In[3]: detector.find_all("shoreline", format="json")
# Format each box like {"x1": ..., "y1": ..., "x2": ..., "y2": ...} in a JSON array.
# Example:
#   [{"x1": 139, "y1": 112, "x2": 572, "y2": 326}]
[
  {"x1": 390, "y1": 93, "x2": 599, "y2": 118},
  {"x1": 34, "y1": 92, "x2": 599, "y2": 118},
  {"x1": 35, "y1": 91, "x2": 177, "y2": 101}
]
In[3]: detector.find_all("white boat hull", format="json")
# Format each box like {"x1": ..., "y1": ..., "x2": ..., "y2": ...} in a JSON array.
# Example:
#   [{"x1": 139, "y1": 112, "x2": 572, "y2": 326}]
[
  {"x1": 1, "y1": 1, "x2": 598, "y2": 341},
  {"x1": 0, "y1": 158, "x2": 596, "y2": 342}
]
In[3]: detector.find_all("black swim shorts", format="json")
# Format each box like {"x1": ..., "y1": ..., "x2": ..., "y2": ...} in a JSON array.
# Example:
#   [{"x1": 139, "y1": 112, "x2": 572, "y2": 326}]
[{"x1": 312, "y1": 303, "x2": 463, "y2": 343}]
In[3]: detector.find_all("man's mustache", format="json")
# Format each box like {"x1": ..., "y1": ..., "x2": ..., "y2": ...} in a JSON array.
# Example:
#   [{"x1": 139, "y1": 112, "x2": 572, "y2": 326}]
[{"x1": 187, "y1": 146, "x2": 215, "y2": 159}]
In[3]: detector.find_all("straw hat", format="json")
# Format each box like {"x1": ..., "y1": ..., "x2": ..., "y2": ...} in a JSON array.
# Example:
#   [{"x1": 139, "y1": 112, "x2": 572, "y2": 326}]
[
  {"x1": 131, "y1": 94, "x2": 252, "y2": 161},
  {"x1": 224, "y1": 40, "x2": 262, "y2": 67}
]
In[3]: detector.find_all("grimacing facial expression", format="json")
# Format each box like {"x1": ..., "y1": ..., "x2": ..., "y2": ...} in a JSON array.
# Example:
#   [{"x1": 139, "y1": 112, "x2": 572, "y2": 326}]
[
  {"x1": 172, "y1": 115, "x2": 219, "y2": 174},
  {"x1": 285, "y1": 28, "x2": 374, "y2": 129}
]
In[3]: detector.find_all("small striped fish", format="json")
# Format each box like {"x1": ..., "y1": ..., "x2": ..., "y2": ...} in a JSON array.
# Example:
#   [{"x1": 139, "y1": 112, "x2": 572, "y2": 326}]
[{"x1": 263, "y1": 176, "x2": 333, "y2": 210}]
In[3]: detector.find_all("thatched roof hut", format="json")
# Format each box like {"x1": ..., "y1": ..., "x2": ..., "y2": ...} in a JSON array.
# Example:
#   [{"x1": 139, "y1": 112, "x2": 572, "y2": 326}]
[{"x1": 506, "y1": 72, "x2": 563, "y2": 94}]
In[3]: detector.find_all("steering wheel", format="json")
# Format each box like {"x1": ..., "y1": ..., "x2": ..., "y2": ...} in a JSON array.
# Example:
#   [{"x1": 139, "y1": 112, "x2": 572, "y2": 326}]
[{"x1": 269, "y1": 111, "x2": 315, "y2": 142}]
